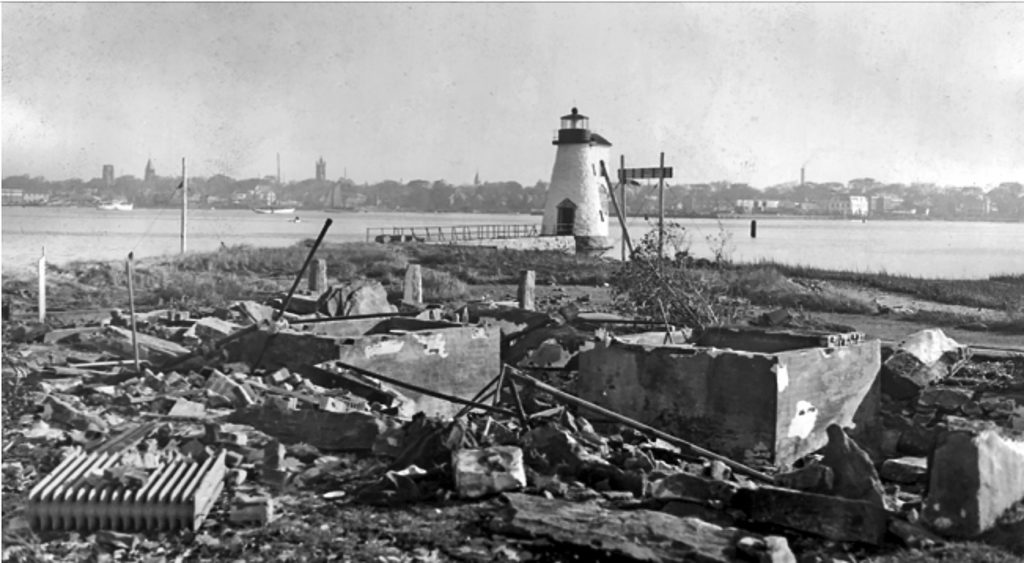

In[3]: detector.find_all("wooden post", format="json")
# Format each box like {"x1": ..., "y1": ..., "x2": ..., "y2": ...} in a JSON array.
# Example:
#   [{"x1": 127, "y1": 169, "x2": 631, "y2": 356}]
[
  {"x1": 750, "y1": 219, "x2": 758, "y2": 239},
  {"x1": 658, "y1": 151, "x2": 665, "y2": 262},
  {"x1": 620, "y1": 154, "x2": 627, "y2": 261},
  {"x1": 403, "y1": 264, "x2": 423, "y2": 305},
  {"x1": 180, "y1": 157, "x2": 188, "y2": 254},
  {"x1": 37, "y1": 246, "x2": 46, "y2": 323},
  {"x1": 308, "y1": 258, "x2": 328, "y2": 293},
  {"x1": 126, "y1": 252, "x2": 142, "y2": 374},
  {"x1": 517, "y1": 270, "x2": 536, "y2": 311}
]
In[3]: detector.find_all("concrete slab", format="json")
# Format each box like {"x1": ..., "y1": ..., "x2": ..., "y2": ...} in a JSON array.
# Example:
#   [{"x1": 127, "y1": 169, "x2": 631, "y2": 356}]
[
  {"x1": 227, "y1": 318, "x2": 500, "y2": 418},
  {"x1": 576, "y1": 327, "x2": 881, "y2": 467}
]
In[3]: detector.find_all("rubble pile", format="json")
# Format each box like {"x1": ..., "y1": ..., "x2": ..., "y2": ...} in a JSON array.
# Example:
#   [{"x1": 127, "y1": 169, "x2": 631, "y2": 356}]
[{"x1": 3, "y1": 283, "x2": 1024, "y2": 561}]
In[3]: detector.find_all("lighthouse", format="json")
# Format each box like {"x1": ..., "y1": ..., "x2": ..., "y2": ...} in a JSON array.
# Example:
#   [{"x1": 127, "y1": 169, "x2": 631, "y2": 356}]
[{"x1": 541, "y1": 107, "x2": 613, "y2": 253}]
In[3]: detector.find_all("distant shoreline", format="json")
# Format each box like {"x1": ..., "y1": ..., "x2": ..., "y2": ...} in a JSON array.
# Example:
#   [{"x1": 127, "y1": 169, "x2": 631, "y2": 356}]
[{"x1": 4, "y1": 202, "x2": 1019, "y2": 224}]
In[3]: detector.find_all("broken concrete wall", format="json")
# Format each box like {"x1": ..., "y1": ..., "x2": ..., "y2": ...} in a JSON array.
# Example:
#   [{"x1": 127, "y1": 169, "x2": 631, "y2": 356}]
[
  {"x1": 577, "y1": 340, "x2": 778, "y2": 464},
  {"x1": 773, "y1": 343, "x2": 881, "y2": 465},
  {"x1": 577, "y1": 333, "x2": 880, "y2": 467},
  {"x1": 333, "y1": 325, "x2": 500, "y2": 418},
  {"x1": 227, "y1": 331, "x2": 342, "y2": 371},
  {"x1": 696, "y1": 327, "x2": 861, "y2": 354}
]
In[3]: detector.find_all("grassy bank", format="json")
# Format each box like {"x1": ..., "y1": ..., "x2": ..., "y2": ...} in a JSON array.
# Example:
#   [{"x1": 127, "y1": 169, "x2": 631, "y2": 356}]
[
  {"x1": 762, "y1": 261, "x2": 1024, "y2": 312},
  {"x1": 3, "y1": 242, "x2": 1021, "y2": 334}
]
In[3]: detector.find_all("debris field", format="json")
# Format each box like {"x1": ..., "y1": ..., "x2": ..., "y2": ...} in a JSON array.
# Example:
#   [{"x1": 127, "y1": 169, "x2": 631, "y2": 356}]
[{"x1": 3, "y1": 271, "x2": 1024, "y2": 562}]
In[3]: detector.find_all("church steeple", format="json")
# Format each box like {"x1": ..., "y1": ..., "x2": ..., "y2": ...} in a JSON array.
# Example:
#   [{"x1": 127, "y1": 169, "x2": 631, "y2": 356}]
[{"x1": 144, "y1": 158, "x2": 156, "y2": 182}]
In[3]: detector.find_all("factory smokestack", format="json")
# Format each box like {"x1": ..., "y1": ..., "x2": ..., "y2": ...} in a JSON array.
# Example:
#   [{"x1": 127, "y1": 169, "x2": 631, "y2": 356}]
[{"x1": 800, "y1": 167, "x2": 805, "y2": 187}]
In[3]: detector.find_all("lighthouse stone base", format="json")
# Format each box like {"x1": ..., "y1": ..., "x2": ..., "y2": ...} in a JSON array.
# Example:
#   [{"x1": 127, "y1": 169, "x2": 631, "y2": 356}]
[{"x1": 574, "y1": 235, "x2": 614, "y2": 256}]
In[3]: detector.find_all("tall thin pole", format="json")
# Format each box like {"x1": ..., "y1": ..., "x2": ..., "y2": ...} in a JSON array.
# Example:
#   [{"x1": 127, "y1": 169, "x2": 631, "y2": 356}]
[
  {"x1": 620, "y1": 154, "x2": 627, "y2": 261},
  {"x1": 38, "y1": 246, "x2": 46, "y2": 323},
  {"x1": 126, "y1": 252, "x2": 142, "y2": 374},
  {"x1": 658, "y1": 151, "x2": 665, "y2": 262},
  {"x1": 180, "y1": 157, "x2": 188, "y2": 254},
  {"x1": 277, "y1": 153, "x2": 281, "y2": 185}
]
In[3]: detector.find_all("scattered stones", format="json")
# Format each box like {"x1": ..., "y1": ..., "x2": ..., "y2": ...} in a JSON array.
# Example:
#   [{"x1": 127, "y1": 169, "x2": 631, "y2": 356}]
[
  {"x1": 453, "y1": 446, "x2": 527, "y2": 499},
  {"x1": 230, "y1": 496, "x2": 275, "y2": 526},
  {"x1": 882, "y1": 329, "x2": 971, "y2": 400}
]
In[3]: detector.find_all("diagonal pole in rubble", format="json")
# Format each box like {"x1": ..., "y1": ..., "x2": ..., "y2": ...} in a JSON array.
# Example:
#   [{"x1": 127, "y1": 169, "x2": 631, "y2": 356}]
[{"x1": 505, "y1": 367, "x2": 775, "y2": 484}]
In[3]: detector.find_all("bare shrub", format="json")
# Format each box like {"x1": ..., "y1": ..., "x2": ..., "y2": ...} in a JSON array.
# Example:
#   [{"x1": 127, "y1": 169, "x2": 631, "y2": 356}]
[{"x1": 612, "y1": 223, "x2": 746, "y2": 332}]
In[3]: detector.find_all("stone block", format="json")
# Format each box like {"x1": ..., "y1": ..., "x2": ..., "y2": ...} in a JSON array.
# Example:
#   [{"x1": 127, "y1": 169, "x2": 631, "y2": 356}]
[
  {"x1": 186, "y1": 316, "x2": 242, "y2": 343},
  {"x1": 820, "y1": 425, "x2": 884, "y2": 506},
  {"x1": 577, "y1": 328, "x2": 881, "y2": 467},
  {"x1": 453, "y1": 446, "x2": 527, "y2": 499},
  {"x1": 167, "y1": 398, "x2": 207, "y2": 418},
  {"x1": 732, "y1": 485, "x2": 888, "y2": 545},
  {"x1": 919, "y1": 387, "x2": 973, "y2": 412},
  {"x1": 230, "y1": 497, "x2": 275, "y2": 526},
  {"x1": 882, "y1": 329, "x2": 971, "y2": 400},
  {"x1": 497, "y1": 492, "x2": 747, "y2": 563},
  {"x1": 880, "y1": 456, "x2": 928, "y2": 485},
  {"x1": 923, "y1": 424, "x2": 1024, "y2": 537},
  {"x1": 205, "y1": 370, "x2": 256, "y2": 408}
]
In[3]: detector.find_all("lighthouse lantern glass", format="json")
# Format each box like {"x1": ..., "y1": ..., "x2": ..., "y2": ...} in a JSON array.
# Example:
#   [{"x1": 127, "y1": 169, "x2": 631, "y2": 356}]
[{"x1": 561, "y1": 116, "x2": 588, "y2": 130}]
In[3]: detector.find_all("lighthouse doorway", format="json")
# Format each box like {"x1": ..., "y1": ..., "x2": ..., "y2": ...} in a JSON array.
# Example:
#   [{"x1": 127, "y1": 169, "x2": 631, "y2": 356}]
[{"x1": 555, "y1": 199, "x2": 576, "y2": 235}]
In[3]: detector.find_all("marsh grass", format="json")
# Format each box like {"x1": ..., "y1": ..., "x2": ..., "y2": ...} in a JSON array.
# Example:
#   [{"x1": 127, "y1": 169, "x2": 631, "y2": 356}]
[
  {"x1": 4, "y1": 241, "x2": 1018, "y2": 330},
  {"x1": 762, "y1": 261, "x2": 1024, "y2": 311}
]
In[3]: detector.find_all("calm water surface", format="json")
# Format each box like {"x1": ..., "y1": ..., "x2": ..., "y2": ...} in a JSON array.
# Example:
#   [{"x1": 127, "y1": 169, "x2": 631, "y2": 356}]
[{"x1": 2, "y1": 206, "x2": 1022, "y2": 279}]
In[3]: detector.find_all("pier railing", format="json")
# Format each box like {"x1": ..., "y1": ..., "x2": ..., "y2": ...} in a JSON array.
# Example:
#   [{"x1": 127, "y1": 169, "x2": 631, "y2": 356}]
[{"x1": 366, "y1": 223, "x2": 541, "y2": 243}]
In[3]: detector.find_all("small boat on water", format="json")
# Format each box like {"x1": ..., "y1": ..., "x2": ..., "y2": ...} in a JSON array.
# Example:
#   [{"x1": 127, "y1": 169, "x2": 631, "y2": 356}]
[
  {"x1": 252, "y1": 206, "x2": 296, "y2": 215},
  {"x1": 97, "y1": 201, "x2": 134, "y2": 211}
]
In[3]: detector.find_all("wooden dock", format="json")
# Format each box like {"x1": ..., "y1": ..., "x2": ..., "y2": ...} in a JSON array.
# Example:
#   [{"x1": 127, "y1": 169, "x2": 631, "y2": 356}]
[{"x1": 366, "y1": 223, "x2": 540, "y2": 243}]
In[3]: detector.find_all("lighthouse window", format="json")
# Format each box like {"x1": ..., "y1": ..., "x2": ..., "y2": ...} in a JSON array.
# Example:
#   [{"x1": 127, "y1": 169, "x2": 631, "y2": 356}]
[
  {"x1": 592, "y1": 164, "x2": 597, "y2": 176},
  {"x1": 600, "y1": 210, "x2": 605, "y2": 221}
]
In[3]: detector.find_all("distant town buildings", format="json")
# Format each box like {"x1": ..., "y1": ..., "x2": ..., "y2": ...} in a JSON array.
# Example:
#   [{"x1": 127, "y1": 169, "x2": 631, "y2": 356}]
[{"x1": 827, "y1": 195, "x2": 869, "y2": 217}]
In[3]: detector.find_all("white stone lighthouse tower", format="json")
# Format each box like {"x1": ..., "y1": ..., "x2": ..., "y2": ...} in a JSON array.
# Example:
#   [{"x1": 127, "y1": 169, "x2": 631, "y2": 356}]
[{"x1": 541, "y1": 107, "x2": 613, "y2": 253}]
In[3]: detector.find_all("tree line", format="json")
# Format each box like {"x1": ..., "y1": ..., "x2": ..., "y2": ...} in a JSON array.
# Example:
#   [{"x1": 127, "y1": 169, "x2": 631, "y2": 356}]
[{"x1": 3, "y1": 173, "x2": 1022, "y2": 220}]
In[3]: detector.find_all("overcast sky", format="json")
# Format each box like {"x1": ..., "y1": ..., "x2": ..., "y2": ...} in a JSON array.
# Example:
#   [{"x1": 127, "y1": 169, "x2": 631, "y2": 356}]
[{"x1": 3, "y1": 3, "x2": 1022, "y2": 188}]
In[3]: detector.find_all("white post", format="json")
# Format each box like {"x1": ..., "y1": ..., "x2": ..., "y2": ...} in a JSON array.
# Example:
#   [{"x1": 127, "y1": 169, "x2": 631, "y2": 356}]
[
  {"x1": 181, "y1": 157, "x2": 188, "y2": 254},
  {"x1": 518, "y1": 270, "x2": 536, "y2": 311},
  {"x1": 403, "y1": 264, "x2": 423, "y2": 305},
  {"x1": 37, "y1": 246, "x2": 46, "y2": 323}
]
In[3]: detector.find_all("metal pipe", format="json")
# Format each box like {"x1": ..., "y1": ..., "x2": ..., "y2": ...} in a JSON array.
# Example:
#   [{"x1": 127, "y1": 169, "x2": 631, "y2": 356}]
[
  {"x1": 274, "y1": 218, "x2": 333, "y2": 321},
  {"x1": 599, "y1": 160, "x2": 634, "y2": 257},
  {"x1": 125, "y1": 252, "x2": 142, "y2": 374},
  {"x1": 505, "y1": 368, "x2": 775, "y2": 483},
  {"x1": 332, "y1": 360, "x2": 514, "y2": 417}
]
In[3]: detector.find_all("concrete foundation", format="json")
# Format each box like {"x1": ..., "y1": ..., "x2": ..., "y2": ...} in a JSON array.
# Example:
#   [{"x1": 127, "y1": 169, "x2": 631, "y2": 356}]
[
  {"x1": 227, "y1": 318, "x2": 500, "y2": 418},
  {"x1": 576, "y1": 327, "x2": 881, "y2": 467}
]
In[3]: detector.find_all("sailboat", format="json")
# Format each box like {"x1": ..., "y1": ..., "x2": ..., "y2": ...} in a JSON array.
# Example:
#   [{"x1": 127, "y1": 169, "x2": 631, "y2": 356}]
[{"x1": 97, "y1": 200, "x2": 134, "y2": 211}]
